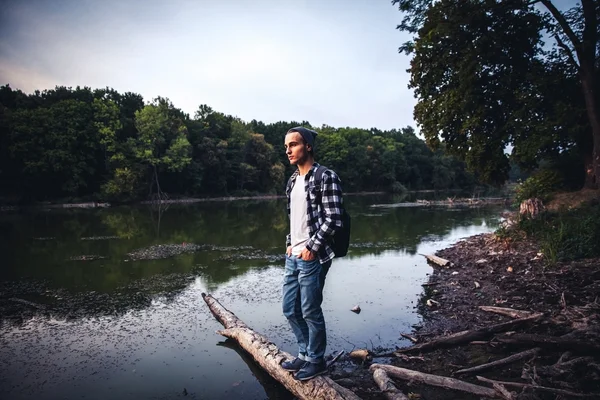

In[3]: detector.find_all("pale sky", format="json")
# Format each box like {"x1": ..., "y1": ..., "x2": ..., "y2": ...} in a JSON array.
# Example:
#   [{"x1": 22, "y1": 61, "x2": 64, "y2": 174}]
[{"x1": 0, "y1": 0, "x2": 416, "y2": 130}]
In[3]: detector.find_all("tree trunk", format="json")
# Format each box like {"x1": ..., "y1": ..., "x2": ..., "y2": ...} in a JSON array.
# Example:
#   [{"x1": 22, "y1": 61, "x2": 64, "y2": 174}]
[
  {"x1": 396, "y1": 313, "x2": 543, "y2": 354},
  {"x1": 454, "y1": 348, "x2": 540, "y2": 375},
  {"x1": 370, "y1": 364, "x2": 498, "y2": 398},
  {"x1": 371, "y1": 368, "x2": 409, "y2": 400},
  {"x1": 496, "y1": 332, "x2": 600, "y2": 353},
  {"x1": 201, "y1": 293, "x2": 362, "y2": 400},
  {"x1": 581, "y1": 69, "x2": 600, "y2": 189}
]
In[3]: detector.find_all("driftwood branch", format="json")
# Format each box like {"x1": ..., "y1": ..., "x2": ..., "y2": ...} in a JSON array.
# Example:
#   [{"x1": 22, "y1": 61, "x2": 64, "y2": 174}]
[
  {"x1": 493, "y1": 383, "x2": 516, "y2": 400},
  {"x1": 202, "y1": 293, "x2": 361, "y2": 400},
  {"x1": 496, "y1": 333, "x2": 600, "y2": 353},
  {"x1": 372, "y1": 368, "x2": 409, "y2": 400},
  {"x1": 420, "y1": 253, "x2": 453, "y2": 267},
  {"x1": 400, "y1": 333, "x2": 418, "y2": 343},
  {"x1": 478, "y1": 306, "x2": 534, "y2": 319},
  {"x1": 454, "y1": 348, "x2": 540, "y2": 375},
  {"x1": 397, "y1": 313, "x2": 543, "y2": 354},
  {"x1": 370, "y1": 364, "x2": 497, "y2": 398},
  {"x1": 477, "y1": 376, "x2": 597, "y2": 398}
]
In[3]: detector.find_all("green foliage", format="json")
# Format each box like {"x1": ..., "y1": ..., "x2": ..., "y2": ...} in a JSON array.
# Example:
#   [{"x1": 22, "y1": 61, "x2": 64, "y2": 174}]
[
  {"x1": 101, "y1": 167, "x2": 144, "y2": 201},
  {"x1": 393, "y1": 0, "x2": 596, "y2": 187},
  {"x1": 514, "y1": 169, "x2": 563, "y2": 204},
  {"x1": 0, "y1": 84, "x2": 481, "y2": 203},
  {"x1": 518, "y1": 204, "x2": 600, "y2": 264},
  {"x1": 131, "y1": 98, "x2": 192, "y2": 195}
]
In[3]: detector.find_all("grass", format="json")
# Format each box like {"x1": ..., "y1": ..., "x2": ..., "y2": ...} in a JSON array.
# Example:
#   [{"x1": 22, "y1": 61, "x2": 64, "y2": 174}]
[{"x1": 498, "y1": 202, "x2": 600, "y2": 265}]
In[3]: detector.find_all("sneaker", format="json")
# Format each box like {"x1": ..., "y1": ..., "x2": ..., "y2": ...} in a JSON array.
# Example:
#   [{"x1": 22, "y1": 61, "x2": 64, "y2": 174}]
[
  {"x1": 281, "y1": 357, "x2": 307, "y2": 372},
  {"x1": 293, "y1": 361, "x2": 327, "y2": 381}
]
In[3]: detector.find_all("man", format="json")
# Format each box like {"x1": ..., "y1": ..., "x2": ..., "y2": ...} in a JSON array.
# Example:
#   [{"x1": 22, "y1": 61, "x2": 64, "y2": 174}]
[{"x1": 280, "y1": 126, "x2": 344, "y2": 381}]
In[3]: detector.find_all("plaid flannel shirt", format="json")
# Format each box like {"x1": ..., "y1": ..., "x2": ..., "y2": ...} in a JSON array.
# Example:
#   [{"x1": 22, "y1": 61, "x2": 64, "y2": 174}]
[{"x1": 285, "y1": 162, "x2": 344, "y2": 264}]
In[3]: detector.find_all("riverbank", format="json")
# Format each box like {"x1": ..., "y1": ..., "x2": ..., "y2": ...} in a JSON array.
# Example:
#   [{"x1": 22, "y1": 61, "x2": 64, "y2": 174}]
[
  {"x1": 328, "y1": 229, "x2": 600, "y2": 399},
  {"x1": 0, "y1": 193, "x2": 510, "y2": 212}
]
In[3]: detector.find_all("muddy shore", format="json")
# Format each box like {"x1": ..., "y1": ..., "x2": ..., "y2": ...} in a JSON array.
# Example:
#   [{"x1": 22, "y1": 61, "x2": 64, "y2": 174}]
[{"x1": 329, "y1": 232, "x2": 600, "y2": 399}]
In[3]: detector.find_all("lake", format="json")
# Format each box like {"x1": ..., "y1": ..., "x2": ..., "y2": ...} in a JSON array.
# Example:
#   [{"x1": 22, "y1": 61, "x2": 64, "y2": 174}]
[{"x1": 0, "y1": 195, "x2": 503, "y2": 400}]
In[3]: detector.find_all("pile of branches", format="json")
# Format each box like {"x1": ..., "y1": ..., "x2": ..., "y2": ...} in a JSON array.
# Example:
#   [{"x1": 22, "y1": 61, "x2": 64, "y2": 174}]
[{"x1": 364, "y1": 304, "x2": 600, "y2": 399}]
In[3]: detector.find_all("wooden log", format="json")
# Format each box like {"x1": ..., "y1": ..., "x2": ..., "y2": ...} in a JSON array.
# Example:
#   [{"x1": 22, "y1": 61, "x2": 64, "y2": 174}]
[
  {"x1": 370, "y1": 364, "x2": 497, "y2": 398},
  {"x1": 420, "y1": 253, "x2": 453, "y2": 267},
  {"x1": 492, "y1": 383, "x2": 515, "y2": 400},
  {"x1": 202, "y1": 293, "x2": 361, "y2": 400},
  {"x1": 476, "y1": 376, "x2": 597, "y2": 398},
  {"x1": 217, "y1": 338, "x2": 293, "y2": 399},
  {"x1": 400, "y1": 333, "x2": 418, "y2": 343},
  {"x1": 454, "y1": 348, "x2": 540, "y2": 375},
  {"x1": 519, "y1": 198, "x2": 545, "y2": 219},
  {"x1": 397, "y1": 313, "x2": 543, "y2": 354},
  {"x1": 372, "y1": 368, "x2": 409, "y2": 400},
  {"x1": 496, "y1": 333, "x2": 600, "y2": 353},
  {"x1": 478, "y1": 306, "x2": 534, "y2": 319}
]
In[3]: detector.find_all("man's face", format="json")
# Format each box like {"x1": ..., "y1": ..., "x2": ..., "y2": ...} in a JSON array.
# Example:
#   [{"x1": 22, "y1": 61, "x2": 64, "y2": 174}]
[{"x1": 284, "y1": 132, "x2": 310, "y2": 165}]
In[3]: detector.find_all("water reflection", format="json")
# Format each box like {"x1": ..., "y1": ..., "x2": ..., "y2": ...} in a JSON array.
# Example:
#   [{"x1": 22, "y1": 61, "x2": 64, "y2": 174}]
[{"x1": 0, "y1": 196, "x2": 503, "y2": 399}]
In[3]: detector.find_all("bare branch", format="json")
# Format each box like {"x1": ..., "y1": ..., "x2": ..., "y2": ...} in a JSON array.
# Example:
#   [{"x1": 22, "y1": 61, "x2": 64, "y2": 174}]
[
  {"x1": 539, "y1": 1, "x2": 582, "y2": 53},
  {"x1": 554, "y1": 34, "x2": 580, "y2": 69}
]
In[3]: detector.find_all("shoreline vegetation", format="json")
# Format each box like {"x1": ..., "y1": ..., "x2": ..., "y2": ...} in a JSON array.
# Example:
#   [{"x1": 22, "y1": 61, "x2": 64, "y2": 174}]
[
  {"x1": 0, "y1": 193, "x2": 511, "y2": 211},
  {"x1": 0, "y1": 85, "x2": 485, "y2": 206}
]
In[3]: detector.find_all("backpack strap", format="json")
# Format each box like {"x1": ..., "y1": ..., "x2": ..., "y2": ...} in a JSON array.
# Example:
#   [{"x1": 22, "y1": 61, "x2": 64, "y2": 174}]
[{"x1": 314, "y1": 165, "x2": 327, "y2": 187}]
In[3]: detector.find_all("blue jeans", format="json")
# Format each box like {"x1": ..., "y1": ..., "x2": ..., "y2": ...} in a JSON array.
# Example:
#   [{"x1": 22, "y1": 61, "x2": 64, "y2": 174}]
[{"x1": 282, "y1": 255, "x2": 331, "y2": 364}]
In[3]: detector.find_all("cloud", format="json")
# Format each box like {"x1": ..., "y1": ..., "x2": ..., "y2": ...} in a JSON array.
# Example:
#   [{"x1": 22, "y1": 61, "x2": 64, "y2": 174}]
[{"x1": 0, "y1": 0, "x2": 417, "y2": 130}]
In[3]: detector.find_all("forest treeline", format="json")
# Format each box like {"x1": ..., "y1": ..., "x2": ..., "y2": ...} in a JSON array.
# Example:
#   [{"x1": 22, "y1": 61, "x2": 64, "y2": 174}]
[{"x1": 0, "y1": 85, "x2": 479, "y2": 203}]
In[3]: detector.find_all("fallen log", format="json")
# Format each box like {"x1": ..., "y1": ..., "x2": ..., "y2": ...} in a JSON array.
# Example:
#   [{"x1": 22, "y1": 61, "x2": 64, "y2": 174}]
[
  {"x1": 478, "y1": 306, "x2": 534, "y2": 319},
  {"x1": 496, "y1": 333, "x2": 600, "y2": 353},
  {"x1": 492, "y1": 383, "x2": 516, "y2": 400},
  {"x1": 399, "y1": 333, "x2": 418, "y2": 343},
  {"x1": 372, "y1": 368, "x2": 409, "y2": 400},
  {"x1": 370, "y1": 364, "x2": 497, "y2": 398},
  {"x1": 420, "y1": 254, "x2": 453, "y2": 267},
  {"x1": 454, "y1": 348, "x2": 540, "y2": 375},
  {"x1": 201, "y1": 293, "x2": 361, "y2": 400},
  {"x1": 217, "y1": 338, "x2": 292, "y2": 399},
  {"x1": 476, "y1": 376, "x2": 597, "y2": 398},
  {"x1": 397, "y1": 313, "x2": 543, "y2": 354}
]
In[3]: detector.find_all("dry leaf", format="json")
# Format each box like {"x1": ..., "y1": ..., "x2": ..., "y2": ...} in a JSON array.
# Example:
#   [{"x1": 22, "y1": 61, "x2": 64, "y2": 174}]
[
  {"x1": 507, "y1": 266, "x2": 513, "y2": 272},
  {"x1": 474, "y1": 281, "x2": 481, "y2": 289}
]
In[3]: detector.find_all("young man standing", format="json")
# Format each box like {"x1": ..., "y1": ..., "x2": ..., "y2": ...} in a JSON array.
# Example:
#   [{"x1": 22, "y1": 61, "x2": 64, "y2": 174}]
[{"x1": 280, "y1": 126, "x2": 344, "y2": 380}]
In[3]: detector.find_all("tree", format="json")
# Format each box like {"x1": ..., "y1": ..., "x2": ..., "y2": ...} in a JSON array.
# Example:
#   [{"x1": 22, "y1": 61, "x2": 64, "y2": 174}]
[
  {"x1": 538, "y1": 0, "x2": 599, "y2": 187},
  {"x1": 8, "y1": 99, "x2": 101, "y2": 198},
  {"x1": 131, "y1": 98, "x2": 191, "y2": 200},
  {"x1": 393, "y1": 0, "x2": 599, "y2": 187}
]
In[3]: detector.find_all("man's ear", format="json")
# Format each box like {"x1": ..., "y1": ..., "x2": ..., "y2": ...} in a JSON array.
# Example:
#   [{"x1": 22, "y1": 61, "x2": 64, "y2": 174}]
[{"x1": 306, "y1": 144, "x2": 312, "y2": 152}]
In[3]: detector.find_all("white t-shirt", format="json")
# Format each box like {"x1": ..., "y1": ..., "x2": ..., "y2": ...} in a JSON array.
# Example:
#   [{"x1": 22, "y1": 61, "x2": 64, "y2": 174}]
[{"x1": 290, "y1": 175, "x2": 310, "y2": 256}]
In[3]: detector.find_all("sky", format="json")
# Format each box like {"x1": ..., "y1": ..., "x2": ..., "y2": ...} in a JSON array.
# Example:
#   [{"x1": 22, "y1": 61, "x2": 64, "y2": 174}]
[{"x1": 0, "y1": 0, "x2": 416, "y2": 130}]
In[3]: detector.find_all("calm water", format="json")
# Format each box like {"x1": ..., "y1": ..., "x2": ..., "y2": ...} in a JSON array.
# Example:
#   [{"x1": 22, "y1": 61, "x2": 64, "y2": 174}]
[{"x1": 0, "y1": 195, "x2": 503, "y2": 400}]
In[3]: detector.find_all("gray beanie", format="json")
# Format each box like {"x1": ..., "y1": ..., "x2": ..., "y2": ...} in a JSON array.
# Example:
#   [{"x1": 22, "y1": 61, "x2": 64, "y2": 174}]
[{"x1": 287, "y1": 126, "x2": 318, "y2": 148}]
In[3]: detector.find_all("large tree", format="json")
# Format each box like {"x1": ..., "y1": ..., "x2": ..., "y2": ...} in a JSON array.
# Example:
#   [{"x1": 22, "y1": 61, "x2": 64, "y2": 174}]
[
  {"x1": 394, "y1": 0, "x2": 599, "y2": 187},
  {"x1": 131, "y1": 97, "x2": 192, "y2": 200}
]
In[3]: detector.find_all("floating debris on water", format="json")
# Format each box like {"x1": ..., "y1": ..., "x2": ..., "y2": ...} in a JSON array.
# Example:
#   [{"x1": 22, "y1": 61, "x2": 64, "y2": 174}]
[
  {"x1": 126, "y1": 244, "x2": 254, "y2": 261},
  {"x1": 68, "y1": 255, "x2": 107, "y2": 261},
  {"x1": 80, "y1": 236, "x2": 121, "y2": 241}
]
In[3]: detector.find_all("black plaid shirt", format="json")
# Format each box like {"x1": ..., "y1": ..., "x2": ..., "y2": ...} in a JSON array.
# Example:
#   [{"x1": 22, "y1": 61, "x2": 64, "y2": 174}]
[{"x1": 285, "y1": 162, "x2": 344, "y2": 263}]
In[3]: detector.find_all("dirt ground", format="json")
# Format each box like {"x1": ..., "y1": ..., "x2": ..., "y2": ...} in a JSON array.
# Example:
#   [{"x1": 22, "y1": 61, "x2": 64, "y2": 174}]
[
  {"x1": 546, "y1": 188, "x2": 600, "y2": 211},
  {"x1": 329, "y1": 232, "x2": 600, "y2": 399}
]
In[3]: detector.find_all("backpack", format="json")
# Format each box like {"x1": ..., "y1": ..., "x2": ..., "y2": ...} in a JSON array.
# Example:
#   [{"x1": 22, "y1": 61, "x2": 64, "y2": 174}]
[{"x1": 314, "y1": 165, "x2": 351, "y2": 257}]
